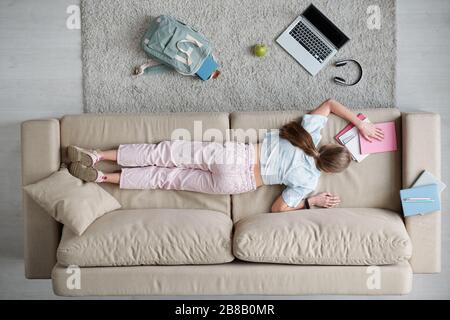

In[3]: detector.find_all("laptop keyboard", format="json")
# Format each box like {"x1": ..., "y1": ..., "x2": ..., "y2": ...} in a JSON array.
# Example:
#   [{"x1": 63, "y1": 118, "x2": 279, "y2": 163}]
[{"x1": 289, "y1": 20, "x2": 333, "y2": 63}]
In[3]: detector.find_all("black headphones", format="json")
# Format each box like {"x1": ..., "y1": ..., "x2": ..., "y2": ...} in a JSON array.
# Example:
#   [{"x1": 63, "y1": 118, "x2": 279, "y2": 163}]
[{"x1": 333, "y1": 59, "x2": 363, "y2": 86}]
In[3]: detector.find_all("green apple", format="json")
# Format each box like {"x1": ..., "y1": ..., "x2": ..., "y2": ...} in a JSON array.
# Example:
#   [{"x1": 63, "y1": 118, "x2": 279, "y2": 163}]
[{"x1": 254, "y1": 43, "x2": 268, "y2": 57}]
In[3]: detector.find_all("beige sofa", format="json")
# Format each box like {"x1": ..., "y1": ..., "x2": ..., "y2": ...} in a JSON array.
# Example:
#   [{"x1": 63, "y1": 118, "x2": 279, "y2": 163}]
[{"x1": 21, "y1": 109, "x2": 441, "y2": 296}]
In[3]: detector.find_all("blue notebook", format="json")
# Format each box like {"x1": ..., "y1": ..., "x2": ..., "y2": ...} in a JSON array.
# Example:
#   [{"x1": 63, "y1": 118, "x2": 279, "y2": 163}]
[
  {"x1": 196, "y1": 54, "x2": 218, "y2": 81},
  {"x1": 400, "y1": 184, "x2": 441, "y2": 217},
  {"x1": 412, "y1": 170, "x2": 446, "y2": 193}
]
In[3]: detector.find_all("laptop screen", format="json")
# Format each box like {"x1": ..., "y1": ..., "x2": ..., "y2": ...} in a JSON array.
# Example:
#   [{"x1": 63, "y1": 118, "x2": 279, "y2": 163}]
[{"x1": 303, "y1": 4, "x2": 350, "y2": 49}]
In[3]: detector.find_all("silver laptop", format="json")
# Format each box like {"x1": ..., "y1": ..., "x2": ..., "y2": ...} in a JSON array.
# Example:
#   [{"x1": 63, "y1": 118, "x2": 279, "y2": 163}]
[{"x1": 276, "y1": 4, "x2": 349, "y2": 76}]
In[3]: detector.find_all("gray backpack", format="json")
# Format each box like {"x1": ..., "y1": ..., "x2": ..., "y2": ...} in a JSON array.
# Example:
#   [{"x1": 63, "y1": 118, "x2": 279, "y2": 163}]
[{"x1": 134, "y1": 15, "x2": 212, "y2": 76}]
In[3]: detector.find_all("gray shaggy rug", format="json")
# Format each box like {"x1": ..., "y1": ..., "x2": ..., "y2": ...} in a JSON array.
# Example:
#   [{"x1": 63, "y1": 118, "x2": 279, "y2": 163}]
[{"x1": 81, "y1": 0, "x2": 396, "y2": 113}]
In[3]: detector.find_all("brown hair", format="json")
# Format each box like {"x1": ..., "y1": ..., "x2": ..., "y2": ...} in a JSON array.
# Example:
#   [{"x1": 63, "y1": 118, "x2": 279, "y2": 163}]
[{"x1": 279, "y1": 120, "x2": 352, "y2": 173}]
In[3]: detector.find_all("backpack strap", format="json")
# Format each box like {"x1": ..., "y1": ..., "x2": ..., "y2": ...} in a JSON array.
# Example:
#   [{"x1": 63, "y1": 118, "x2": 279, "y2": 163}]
[
  {"x1": 133, "y1": 59, "x2": 170, "y2": 76},
  {"x1": 176, "y1": 37, "x2": 203, "y2": 66}
]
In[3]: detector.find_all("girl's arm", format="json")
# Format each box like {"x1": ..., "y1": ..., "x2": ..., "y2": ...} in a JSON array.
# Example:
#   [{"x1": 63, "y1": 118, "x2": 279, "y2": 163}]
[
  {"x1": 271, "y1": 193, "x2": 341, "y2": 212},
  {"x1": 310, "y1": 99, "x2": 384, "y2": 141},
  {"x1": 271, "y1": 195, "x2": 306, "y2": 212}
]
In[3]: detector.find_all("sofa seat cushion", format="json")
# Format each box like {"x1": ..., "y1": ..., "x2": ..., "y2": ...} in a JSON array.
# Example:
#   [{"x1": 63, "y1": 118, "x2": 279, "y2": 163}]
[
  {"x1": 233, "y1": 208, "x2": 412, "y2": 266},
  {"x1": 57, "y1": 209, "x2": 234, "y2": 267}
]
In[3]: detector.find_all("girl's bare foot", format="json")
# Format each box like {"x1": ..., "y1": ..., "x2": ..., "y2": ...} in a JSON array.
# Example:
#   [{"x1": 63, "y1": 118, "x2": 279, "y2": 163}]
[
  {"x1": 98, "y1": 149, "x2": 118, "y2": 162},
  {"x1": 103, "y1": 172, "x2": 121, "y2": 184}
]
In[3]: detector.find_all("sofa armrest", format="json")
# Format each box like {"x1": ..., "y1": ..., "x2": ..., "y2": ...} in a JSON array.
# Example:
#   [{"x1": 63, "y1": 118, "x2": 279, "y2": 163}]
[
  {"x1": 21, "y1": 119, "x2": 61, "y2": 279},
  {"x1": 402, "y1": 112, "x2": 441, "y2": 273}
]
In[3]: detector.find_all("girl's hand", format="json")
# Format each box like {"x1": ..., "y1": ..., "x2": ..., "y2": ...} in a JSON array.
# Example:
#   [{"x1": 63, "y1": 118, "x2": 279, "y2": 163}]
[
  {"x1": 357, "y1": 122, "x2": 384, "y2": 142},
  {"x1": 309, "y1": 192, "x2": 340, "y2": 208}
]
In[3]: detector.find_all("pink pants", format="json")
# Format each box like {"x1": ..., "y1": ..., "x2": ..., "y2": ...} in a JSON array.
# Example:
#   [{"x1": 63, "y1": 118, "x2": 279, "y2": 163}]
[{"x1": 117, "y1": 141, "x2": 257, "y2": 195}]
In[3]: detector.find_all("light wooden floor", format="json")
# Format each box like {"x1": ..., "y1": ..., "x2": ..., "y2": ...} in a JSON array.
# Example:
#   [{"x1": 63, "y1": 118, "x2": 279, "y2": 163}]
[{"x1": 0, "y1": 0, "x2": 448, "y2": 299}]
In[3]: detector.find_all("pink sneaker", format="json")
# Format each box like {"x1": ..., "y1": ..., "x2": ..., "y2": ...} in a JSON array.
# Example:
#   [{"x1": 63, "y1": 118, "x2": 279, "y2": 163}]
[
  {"x1": 69, "y1": 162, "x2": 106, "y2": 183},
  {"x1": 67, "y1": 145, "x2": 102, "y2": 167}
]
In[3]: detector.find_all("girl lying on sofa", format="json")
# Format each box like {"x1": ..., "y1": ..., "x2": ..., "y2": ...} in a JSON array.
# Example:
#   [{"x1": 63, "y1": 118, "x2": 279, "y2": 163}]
[{"x1": 68, "y1": 99, "x2": 384, "y2": 212}]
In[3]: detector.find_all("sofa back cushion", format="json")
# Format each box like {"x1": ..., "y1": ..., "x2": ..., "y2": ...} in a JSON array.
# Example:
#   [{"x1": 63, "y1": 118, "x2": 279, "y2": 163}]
[
  {"x1": 60, "y1": 113, "x2": 231, "y2": 216},
  {"x1": 233, "y1": 208, "x2": 412, "y2": 266},
  {"x1": 230, "y1": 109, "x2": 402, "y2": 222},
  {"x1": 57, "y1": 209, "x2": 234, "y2": 267}
]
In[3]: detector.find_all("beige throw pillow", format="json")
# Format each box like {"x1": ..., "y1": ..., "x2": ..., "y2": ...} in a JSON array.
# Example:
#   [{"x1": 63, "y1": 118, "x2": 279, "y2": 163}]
[{"x1": 23, "y1": 168, "x2": 121, "y2": 235}]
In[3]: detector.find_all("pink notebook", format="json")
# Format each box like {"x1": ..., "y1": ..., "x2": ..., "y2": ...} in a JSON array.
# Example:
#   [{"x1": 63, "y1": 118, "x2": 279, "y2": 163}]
[
  {"x1": 334, "y1": 113, "x2": 366, "y2": 145},
  {"x1": 359, "y1": 121, "x2": 397, "y2": 155}
]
